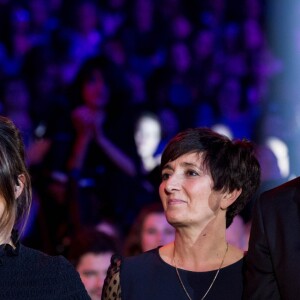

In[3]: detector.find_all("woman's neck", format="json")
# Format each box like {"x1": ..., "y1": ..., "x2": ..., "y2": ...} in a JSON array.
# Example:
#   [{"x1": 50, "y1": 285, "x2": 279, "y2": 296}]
[{"x1": 173, "y1": 232, "x2": 228, "y2": 272}]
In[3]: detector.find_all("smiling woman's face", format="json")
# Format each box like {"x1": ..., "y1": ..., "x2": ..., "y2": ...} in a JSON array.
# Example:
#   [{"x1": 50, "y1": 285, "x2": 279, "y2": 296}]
[{"x1": 159, "y1": 152, "x2": 224, "y2": 229}]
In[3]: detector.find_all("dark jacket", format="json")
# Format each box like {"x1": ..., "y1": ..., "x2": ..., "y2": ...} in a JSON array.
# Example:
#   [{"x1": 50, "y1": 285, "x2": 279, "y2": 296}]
[{"x1": 244, "y1": 176, "x2": 300, "y2": 299}]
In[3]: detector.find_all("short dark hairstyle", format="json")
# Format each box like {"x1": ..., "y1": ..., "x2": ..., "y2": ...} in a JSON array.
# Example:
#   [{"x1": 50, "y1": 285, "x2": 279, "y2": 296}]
[
  {"x1": 67, "y1": 227, "x2": 119, "y2": 267},
  {"x1": 160, "y1": 127, "x2": 261, "y2": 227}
]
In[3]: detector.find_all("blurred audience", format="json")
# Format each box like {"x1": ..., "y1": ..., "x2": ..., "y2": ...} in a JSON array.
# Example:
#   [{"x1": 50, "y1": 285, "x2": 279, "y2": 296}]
[
  {"x1": 0, "y1": 0, "x2": 294, "y2": 256},
  {"x1": 67, "y1": 227, "x2": 120, "y2": 300},
  {"x1": 124, "y1": 202, "x2": 175, "y2": 256},
  {"x1": 226, "y1": 214, "x2": 248, "y2": 251},
  {"x1": 134, "y1": 111, "x2": 162, "y2": 174},
  {"x1": 66, "y1": 56, "x2": 137, "y2": 228}
]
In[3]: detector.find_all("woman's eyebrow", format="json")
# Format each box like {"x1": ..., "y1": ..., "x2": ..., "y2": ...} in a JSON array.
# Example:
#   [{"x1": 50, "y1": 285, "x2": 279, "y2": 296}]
[
  {"x1": 161, "y1": 164, "x2": 173, "y2": 171},
  {"x1": 181, "y1": 162, "x2": 198, "y2": 167},
  {"x1": 162, "y1": 161, "x2": 201, "y2": 171}
]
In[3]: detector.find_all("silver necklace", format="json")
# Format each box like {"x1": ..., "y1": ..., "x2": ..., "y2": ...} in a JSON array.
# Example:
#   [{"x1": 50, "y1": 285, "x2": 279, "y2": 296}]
[{"x1": 173, "y1": 242, "x2": 229, "y2": 300}]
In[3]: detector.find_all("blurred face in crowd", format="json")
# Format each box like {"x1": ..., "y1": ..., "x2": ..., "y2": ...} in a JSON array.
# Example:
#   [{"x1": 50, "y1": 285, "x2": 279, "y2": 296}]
[
  {"x1": 134, "y1": 115, "x2": 161, "y2": 159},
  {"x1": 82, "y1": 70, "x2": 108, "y2": 110},
  {"x1": 171, "y1": 42, "x2": 191, "y2": 73},
  {"x1": 76, "y1": 252, "x2": 113, "y2": 300},
  {"x1": 77, "y1": 1, "x2": 99, "y2": 34},
  {"x1": 140, "y1": 212, "x2": 175, "y2": 251}
]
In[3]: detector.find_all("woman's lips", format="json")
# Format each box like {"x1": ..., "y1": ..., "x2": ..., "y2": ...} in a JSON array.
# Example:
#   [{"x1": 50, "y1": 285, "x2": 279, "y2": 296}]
[{"x1": 168, "y1": 199, "x2": 187, "y2": 205}]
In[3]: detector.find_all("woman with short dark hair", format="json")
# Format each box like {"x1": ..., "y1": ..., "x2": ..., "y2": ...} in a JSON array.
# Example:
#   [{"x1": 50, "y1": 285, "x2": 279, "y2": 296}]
[{"x1": 102, "y1": 127, "x2": 261, "y2": 300}]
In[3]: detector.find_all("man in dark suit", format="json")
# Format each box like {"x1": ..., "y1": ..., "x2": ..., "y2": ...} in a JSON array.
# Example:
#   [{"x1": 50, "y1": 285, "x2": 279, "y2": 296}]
[{"x1": 243, "y1": 176, "x2": 300, "y2": 299}]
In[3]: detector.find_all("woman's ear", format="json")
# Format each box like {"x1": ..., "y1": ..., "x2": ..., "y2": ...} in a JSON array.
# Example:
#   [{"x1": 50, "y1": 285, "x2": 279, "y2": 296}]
[
  {"x1": 220, "y1": 189, "x2": 242, "y2": 210},
  {"x1": 14, "y1": 174, "x2": 25, "y2": 199}
]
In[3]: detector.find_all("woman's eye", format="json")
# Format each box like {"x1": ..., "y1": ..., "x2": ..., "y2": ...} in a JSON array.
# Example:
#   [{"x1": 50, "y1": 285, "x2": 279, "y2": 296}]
[
  {"x1": 161, "y1": 173, "x2": 170, "y2": 181},
  {"x1": 187, "y1": 170, "x2": 198, "y2": 176}
]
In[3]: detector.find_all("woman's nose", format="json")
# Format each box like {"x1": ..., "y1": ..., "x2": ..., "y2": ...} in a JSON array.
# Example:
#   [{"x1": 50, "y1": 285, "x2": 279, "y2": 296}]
[{"x1": 165, "y1": 175, "x2": 180, "y2": 193}]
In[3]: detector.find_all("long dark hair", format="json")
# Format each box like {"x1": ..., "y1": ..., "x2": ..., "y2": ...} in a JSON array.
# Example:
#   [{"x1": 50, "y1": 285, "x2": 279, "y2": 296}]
[{"x1": 0, "y1": 116, "x2": 31, "y2": 242}]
